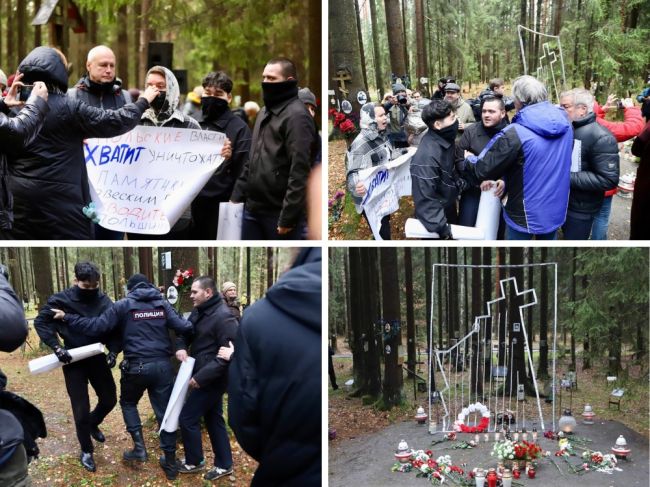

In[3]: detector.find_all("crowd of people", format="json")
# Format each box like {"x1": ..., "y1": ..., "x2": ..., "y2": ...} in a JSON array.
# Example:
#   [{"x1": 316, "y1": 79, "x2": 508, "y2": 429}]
[
  {"x1": 0, "y1": 45, "x2": 320, "y2": 240},
  {"x1": 345, "y1": 74, "x2": 650, "y2": 240},
  {"x1": 0, "y1": 249, "x2": 321, "y2": 485}
]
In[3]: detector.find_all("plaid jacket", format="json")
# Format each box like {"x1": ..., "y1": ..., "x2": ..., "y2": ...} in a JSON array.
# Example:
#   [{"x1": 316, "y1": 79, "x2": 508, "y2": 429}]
[{"x1": 345, "y1": 129, "x2": 393, "y2": 210}]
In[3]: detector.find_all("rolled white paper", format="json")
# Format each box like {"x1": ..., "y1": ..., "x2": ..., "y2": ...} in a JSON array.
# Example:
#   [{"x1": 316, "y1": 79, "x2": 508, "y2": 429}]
[
  {"x1": 474, "y1": 187, "x2": 502, "y2": 240},
  {"x1": 28, "y1": 343, "x2": 106, "y2": 375},
  {"x1": 159, "y1": 356, "x2": 196, "y2": 433},
  {"x1": 405, "y1": 218, "x2": 485, "y2": 240}
]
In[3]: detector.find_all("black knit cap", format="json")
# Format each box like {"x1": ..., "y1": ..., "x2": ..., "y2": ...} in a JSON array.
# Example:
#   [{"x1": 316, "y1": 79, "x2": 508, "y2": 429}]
[{"x1": 127, "y1": 273, "x2": 149, "y2": 290}]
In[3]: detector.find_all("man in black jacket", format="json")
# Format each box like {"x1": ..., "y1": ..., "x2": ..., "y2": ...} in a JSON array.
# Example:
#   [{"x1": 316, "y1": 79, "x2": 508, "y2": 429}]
[
  {"x1": 231, "y1": 57, "x2": 316, "y2": 240},
  {"x1": 2, "y1": 47, "x2": 158, "y2": 240},
  {"x1": 191, "y1": 71, "x2": 252, "y2": 239},
  {"x1": 68, "y1": 45, "x2": 132, "y2": 240},
  {"x1": 410, "y1": 99, "x2": 466, "y2": 239},
  {"x1": 34, "y1": 261, "x2": 117, "y2": 472},
  {"x1": 52, "y1": 274, "x2": 193, "y2": 480},
  {"x1": 455, "y1": 96, "x2": 507, "y2": 226},
  {"x1": 559, "y1": 88, "x2": 619, "y2": 239},
  {"x1": 227, "y1": 248, "x2": 321, "y2": 486},
  {"x1": 175, "y1": 277, "x2": 238, "y2": 480}
]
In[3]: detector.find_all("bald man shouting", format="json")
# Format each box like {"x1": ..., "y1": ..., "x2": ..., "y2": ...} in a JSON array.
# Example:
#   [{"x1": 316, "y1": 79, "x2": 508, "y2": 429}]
[{"x1": 69, "y1": 45, "x2": 132, "y2": 240}]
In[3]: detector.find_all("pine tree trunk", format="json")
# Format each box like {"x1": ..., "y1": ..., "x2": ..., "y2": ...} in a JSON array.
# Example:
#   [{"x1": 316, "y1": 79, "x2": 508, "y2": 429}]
[
  {"x1": 414, "y1": 0, "x2": 427, "y2": 92},
  {"x1": 369, "y1": 0, "x2": 384, "y2": 101},
  {"x1": 31, "y1": 248, "x2": 53, "y2": 310},
  {"x1": 384, "y1": 0, "x2": 407, "y2": 79},
  {"x1": 381, "y1": 248, "x2": 402, "y2": 408},
  {"x1": 348, "y1": 248, "x2": 364, "y2": 388},
  {"x1": 404, "y1": 248, "x2": 415, "y2": 379},
  {"x1": 308, "y1": 0, "x2": 321, "y2": 100},
  {"x1": 266, "y1": 248, "x2": 273, "y2": 290},
  {"x1": 117, "y1": 4, "x2": 129, "y2": 87},
  {"x1": 330, "y1": 0, "x2": 367, "y2": 114},
  {"x1": 353, "y1": 0, "x2": 368, "y2": 89},
  {"x1": 538, "y1": 248, "x2": 549, "y2": 379},
  {"x1": 138, "y1": 247, "x2": 154, "y2": 282}
]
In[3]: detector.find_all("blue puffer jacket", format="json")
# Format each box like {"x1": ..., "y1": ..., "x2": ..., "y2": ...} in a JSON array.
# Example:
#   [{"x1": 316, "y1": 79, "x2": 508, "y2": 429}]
[{"x1": 464, "y1": 101, "x2": 573, "y2": 234}]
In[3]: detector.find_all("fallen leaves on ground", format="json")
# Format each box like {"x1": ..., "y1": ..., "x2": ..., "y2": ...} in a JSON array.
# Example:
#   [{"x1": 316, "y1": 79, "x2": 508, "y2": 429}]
[{"x1": 2, "y1": 341, "x2": 256, "y2": 487}]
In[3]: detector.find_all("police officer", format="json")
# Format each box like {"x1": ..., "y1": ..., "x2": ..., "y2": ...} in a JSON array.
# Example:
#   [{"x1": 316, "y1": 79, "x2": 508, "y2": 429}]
[
  {"x1": 52, "y1": 273, "x2": 193, "y2": 480},
  {"x1": 34, "y1": 261, "x2": 118, "y2": 472}
]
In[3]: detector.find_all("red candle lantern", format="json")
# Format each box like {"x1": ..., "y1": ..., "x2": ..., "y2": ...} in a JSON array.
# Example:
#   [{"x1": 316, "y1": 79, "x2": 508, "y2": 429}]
[
  {"x1": 486, "y1": 468, "x2": 498, "y2": 487},
  {"x1": 527, "y1": 466, "x2": 536, "y2": 479}
]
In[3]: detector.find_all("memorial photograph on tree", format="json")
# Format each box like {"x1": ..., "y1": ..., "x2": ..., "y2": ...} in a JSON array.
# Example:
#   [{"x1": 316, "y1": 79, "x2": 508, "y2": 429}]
[{"x1": 328, "y1": 246, "x2": 649, "y2": 486}]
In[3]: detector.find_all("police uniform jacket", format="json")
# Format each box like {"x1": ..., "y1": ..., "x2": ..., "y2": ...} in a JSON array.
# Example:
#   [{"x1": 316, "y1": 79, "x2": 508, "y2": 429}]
[{"x1": 63, "y1": 282, "x2": 192, "y2": 361}]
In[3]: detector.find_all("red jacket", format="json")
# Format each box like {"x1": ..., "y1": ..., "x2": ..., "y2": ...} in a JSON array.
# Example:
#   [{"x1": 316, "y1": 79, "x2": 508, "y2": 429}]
[{"x1": 593, "y1": 102, "x2": 644, "y2": 142}]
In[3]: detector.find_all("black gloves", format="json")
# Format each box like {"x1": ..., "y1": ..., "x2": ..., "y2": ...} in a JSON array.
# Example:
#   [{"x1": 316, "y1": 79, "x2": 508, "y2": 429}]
[
  {"x1": 455, "y1": 177, "x2": 469, "y2": 195},
  {"x1": 54, "y1": 346, "x2": 72, "y2": 364},
  {"x1": 106, "y1": 352, "x2": 117, "y2": 368}
]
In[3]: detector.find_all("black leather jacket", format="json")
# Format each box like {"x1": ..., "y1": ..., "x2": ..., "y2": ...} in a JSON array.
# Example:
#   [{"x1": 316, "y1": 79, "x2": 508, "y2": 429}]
[{"x1": 568, "y1": 112, "x2": 620, "y2": 214}]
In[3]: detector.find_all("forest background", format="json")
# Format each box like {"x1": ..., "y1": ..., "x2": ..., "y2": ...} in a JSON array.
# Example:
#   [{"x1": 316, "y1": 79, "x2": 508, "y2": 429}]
[
  {"x1": 330, "y1": 0, "x2": 649, "y2": 112},
  {"x1": 0, "y1": 0, "x2": 322, "y2": 105}
]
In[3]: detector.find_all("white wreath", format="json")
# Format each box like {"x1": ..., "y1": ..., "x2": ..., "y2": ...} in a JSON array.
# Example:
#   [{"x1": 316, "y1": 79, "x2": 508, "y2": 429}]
[{"x1": 453, "y1": 402, "x2": 491, "y2": 432}]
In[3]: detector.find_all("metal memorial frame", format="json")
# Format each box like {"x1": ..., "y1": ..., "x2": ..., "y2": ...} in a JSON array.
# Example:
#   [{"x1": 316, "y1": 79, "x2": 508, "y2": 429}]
[
  {"x1": 428, "y1": 263, "x2": 558, "y2": 434},
  {"x1": 517, "y1": 25, "x2": 567, "y2": 102}
]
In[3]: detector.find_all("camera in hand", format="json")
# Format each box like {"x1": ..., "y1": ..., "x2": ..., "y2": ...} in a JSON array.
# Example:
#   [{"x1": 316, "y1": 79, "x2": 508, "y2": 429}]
[
  {"x1": 397, "y1": 94, "x2": 408, "y2": 105},
  {"x1": 18, "y1": 84, "x2": 34, "y2": 102}
]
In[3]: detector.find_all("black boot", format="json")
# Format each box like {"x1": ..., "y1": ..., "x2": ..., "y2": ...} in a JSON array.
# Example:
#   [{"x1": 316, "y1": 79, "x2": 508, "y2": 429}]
[
  {"x1": 159, "y1": 450, "x2": 178, "y2": 480},
  {"x1": 80, "y1": 451, "x2": 96, "y2": 472},
  {"x1": 90, "y1": 424, "x2": 106, "y2": 443},
  {"x1": 123, "y1": 429, "x2": 147, "y2": 462}
]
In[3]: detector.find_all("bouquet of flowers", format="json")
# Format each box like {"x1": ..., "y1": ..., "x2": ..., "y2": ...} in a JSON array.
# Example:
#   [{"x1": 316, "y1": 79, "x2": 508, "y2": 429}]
[
  {"x1": 513, "y1": 440, "x2": 542, "y2": 461},
  {"x1": 173, "y1": 268, "x2": 194, "y2": 292},
  {"x1": 172, "y1": 268, "x2": 194, "y2": 311},
  {"x1": 329, "y1": 108, "x2": 358, "y2": 140},
  {"x1": 565, "y1": 450, "x2": 619, "y2": 475},
  {"x1": 392, "y1": 450, "x2": 474, "y2": 485},
  {"x1": 491, "y1": 439, "x2": 516, "y2": 460}
]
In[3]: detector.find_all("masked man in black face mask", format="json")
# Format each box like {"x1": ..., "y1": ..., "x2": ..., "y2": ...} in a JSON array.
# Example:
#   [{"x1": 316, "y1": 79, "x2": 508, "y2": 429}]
[
  {"x1": 68, "y1": 45, "x2": 132, "y2": 241},
  {"x1": 231, "y1": 57, "x2": 317, "y2": 240},
  {"x1": 410, "y1": 99, "x2": 467, "y2": 239},
  {"x1": 190, "y1": 71, "x2": 252, "y2": 239},
  {"x1": 34, "y1": 261, "x2": 119, "y2": 473},
  {"x1": 127, "y1": 66, "x2": 232, "y2": 240}
]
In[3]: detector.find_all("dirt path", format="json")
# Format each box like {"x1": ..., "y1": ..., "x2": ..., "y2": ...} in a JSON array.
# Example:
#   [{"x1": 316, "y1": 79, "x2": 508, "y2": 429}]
[{"x1": 2, "y1": 347, "x2": 256, "y2": 487}]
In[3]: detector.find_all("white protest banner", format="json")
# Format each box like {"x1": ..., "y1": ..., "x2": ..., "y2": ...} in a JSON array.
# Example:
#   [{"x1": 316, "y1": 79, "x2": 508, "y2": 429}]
[
  {"x1": 358, "y1": 147, "x2": 416, "y2": 240},
  {"x1": 474, "y1": 187, "x2": 502, "y2": 240},
  {"x1": 404, "y1": 188, "x2": 501, "y2": 240},
  {"x1": 29, "y1": 343, "x2": 105, "y2": 375},
  {"x1": 216, "y1": 202, "x2": 244, "y2": 240},
  {"x1": 160, "y1": 356, "x2": 195, "y2": 433},
  {"x1": 404, "y1": 219, "x2": 485, "y2": 240},
  {"x1": 84, "y1": 126, "x2": 225, "y2": 234}
]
